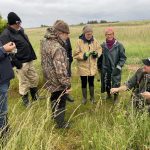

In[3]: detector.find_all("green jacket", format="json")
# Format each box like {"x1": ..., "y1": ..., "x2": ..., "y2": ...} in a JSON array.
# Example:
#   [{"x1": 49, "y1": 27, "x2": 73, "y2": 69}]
[
  {"x1": 126, "y1": 67, "x2": 150, "y2": 107},
  {"x1": 126, "y1": 68, "x2": 150, "y2": 94}
]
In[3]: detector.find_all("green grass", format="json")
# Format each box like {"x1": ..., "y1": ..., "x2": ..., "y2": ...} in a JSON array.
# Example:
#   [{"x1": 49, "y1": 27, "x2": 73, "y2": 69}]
[{"x1": 1, "y1": 20, "x2": 150, "y2": 150}]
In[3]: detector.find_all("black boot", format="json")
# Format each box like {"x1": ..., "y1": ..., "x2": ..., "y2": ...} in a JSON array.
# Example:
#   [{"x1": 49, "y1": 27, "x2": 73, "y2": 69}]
[
  {"x1": 82, "y1": 88, "x2": 87, "y2": 105},
  {"x1": 89, "y1": 86, "x2": 96, "y2": 104},
  {"x1": 54, "y1": 107, "x2": 69, "y2": 128},
  {"x1": 30, "y1": 87, "x2": 38, "y2": 101},
  {"x1": 22, "y1": 93, "x2": 29, "y2": 107}
]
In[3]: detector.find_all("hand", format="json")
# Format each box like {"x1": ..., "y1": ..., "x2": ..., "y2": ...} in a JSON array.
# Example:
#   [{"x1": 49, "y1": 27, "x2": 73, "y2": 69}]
[
  {"x1": 85, "y1": 51, "x2": 91, "y2": 57},
  {"x1": 83, "y1": 51, "x2": 91, "y2": 60},
  {"x1": 110, "y1": 88, "x2": 119, "y2": 94},
  {"x1": 3, "y1": 42, "x2": 16, "y2": 53},
  {"x1": 112, "y1": 67, "x2": 121, "y2": 76},
  {"x1": 91, "y1": 51, "x2": 98, "y2": 58},
  {"x1": 66, "y1": 88, "x2": 72, "y2": 94},
  {"x1": 141, "y1": 91, "x2": 150, "y2": 100}
]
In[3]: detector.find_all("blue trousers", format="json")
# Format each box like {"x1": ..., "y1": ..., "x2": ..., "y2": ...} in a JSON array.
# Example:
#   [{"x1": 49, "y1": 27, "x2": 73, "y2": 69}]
[{"x1": 0, "y1": 82, "x2": 9, "y2": 129}]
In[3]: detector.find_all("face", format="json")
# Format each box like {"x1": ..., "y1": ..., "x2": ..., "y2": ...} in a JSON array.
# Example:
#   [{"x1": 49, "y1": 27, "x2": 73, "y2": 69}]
[
  {"x1": 59, "y1": 32, "x2": 69, "y2": 42},
  {"x1": 143, "y1": 65, "x2": 150, "y2": 73},
  {"x1": 11, "y1": 22, "x2": 22, "y2": 30},
  {"x1": 84, "y1": 32, "x2": 93, "y2": 40},
  {"x1": 105, "y1": 31, "x2": 114, "y2": 41}
]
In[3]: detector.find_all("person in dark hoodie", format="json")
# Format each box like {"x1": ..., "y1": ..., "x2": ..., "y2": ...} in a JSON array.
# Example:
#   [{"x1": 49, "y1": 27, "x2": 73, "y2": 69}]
[
  {"x1": 0, "y1": 41, "x2": 16, "y2": 136},
  {"x1": 100, "y1": 27, "x2": 126, "y2": 102},
  {"x1": 74, "y1": 25, "x2": 102, "y2": 104},
  {"x1": 0, "y1": 12, "x2": 39, "y2": 106}
]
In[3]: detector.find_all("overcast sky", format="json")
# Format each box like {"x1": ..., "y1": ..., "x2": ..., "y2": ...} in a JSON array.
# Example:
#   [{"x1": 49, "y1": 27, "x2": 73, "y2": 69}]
[{"x1": 0, "y1": 0, "x2": 150, "y2": 27}]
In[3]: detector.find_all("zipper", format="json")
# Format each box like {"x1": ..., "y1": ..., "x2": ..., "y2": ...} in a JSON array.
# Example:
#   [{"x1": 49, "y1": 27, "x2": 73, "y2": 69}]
[{"x1": 88, "y1": 44, "x2": 91, "y2": 75}]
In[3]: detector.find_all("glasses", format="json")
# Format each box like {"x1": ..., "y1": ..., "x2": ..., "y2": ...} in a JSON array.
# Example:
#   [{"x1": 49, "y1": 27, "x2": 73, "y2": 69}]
[{"x1": 16, "y1": 21, "x2": 21, "y2": 24}]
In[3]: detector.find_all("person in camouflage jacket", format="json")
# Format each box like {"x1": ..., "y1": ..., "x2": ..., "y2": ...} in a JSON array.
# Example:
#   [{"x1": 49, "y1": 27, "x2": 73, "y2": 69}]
[
  {"x1": 41, "y1": 21, "x2": 71, "y2": 128},
  {"x1": 111, "y1": 58, "x2": 150, "y2": 113}
]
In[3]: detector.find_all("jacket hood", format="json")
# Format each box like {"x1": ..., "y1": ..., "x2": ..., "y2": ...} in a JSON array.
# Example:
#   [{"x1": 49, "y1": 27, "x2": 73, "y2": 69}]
[
  {"x1": 44, "y1": 27, "x2": 65, "y2": 47},
  {"x1": 79, "y1": 34, "x2": 94, "y2": 44}
]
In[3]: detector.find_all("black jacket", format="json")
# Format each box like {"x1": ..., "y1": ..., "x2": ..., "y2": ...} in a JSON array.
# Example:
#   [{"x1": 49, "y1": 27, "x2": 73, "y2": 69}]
[
  {"x1": 0, "y1": 26, "x2": 37, "y2": 66},
  {"x1": 65, "y1": 38, "x2": 73, "y2": 63},
  {"x1": 0, "y1": 42, "x2": 14, "y2": 84}
]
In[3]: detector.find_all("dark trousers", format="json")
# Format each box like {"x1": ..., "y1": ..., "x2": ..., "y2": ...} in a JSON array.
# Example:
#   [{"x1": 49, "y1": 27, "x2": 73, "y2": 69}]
[
  {"x1": 0, "y1": 81, "x2": 9, "y2": 129},
  {"x1": 50, "y1": 90, "x2": 66, "y2": 110},
  {"x1": 101, "y1": 69, "x2": 121, "y2": 93},
  {"x1": 80, "y1": 76, "x2": 94, "y2": 88}
]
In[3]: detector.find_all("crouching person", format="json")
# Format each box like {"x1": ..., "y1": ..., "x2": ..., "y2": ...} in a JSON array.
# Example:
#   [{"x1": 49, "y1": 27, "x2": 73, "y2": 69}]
[
  {"x1": 111, "y1": 58, "x2": 150, "y2": 113},
  {"x1": 41, "y1": 20, "x2": 71, "y2": 128},
  {"x1": 0, "y1": 42, "x2": 16, "y2": 137}
]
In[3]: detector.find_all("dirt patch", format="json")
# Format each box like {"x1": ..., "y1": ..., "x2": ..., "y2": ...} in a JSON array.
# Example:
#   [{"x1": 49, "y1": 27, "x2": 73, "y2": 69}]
[{"x1": 127, "y1": 64, "x2": 140, "y2": 71}]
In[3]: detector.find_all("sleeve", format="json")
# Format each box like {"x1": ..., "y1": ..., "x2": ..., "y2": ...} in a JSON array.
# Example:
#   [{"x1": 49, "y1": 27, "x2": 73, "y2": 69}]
[
  {"x1": 95, "y1": 40, "x2": 102, "y2": 57},
  {"x1": 66, "y1": 38, "x2": 73, "y2": 63},
  {"x1": 0, "y1": 41, "x2": 7, "y2": 61},
  {"x1": 73, "y1": 40, "x2": 85, "y2": 60},
  {"x1": 125, "y1": 71, "x2": 138, "y2": 90},
  {"x1": 0, "y1": 47, "x2": 7, "y2": 61},
  {"x1": 53, "y1": 48, "x2": 71, "y2": 89},
  {"x1": 117, "y1": 43, "x2": 127, "y2": 70}
]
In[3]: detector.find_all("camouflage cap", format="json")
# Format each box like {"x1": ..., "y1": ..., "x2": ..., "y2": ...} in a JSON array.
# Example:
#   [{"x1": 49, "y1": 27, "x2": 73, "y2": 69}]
[
  {"x1": 53, "y1": 20, "x2": 70, "y2": 34},
  {"x1": 142, "y1": 58, "x2": 150, "y2": 66}
]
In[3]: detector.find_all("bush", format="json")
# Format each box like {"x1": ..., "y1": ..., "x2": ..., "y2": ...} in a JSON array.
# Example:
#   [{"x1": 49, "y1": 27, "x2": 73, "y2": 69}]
[{"x1": 0, "y1": 15, "x2": 7, "y2": 34}]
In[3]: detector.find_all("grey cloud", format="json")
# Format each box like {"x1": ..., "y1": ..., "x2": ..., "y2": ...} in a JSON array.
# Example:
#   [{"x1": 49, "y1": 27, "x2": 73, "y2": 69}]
[{"x1": 0, "y1": 0, "x2": 150, "y2": 27}]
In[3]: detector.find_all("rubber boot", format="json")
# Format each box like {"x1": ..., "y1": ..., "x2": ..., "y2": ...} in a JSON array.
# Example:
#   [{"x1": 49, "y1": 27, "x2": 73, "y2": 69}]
[
  {"x1": 30, "y1": 87, "x2": 38, "y2": 101},
  {"x1": 82, "y1": 88, "x2": 87, "y2": 105},
  {"x1": 54, "y1": 107, "x2": 69, "y2": 128},
  {"x1": 89, "y1": 86, "x2": 96, "y2": 104},
  {"x1": 22, "y1": 93, "x2": 29, "y2": 107}
]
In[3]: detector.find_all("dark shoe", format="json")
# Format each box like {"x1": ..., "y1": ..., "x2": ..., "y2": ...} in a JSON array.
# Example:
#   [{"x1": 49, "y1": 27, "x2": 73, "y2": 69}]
[
  {"x1": 89, "y1": 86, "x2": 96, "y2": 104},
  {"x1": 30, "y1": 87, "x2": 38, "y2": 101},
  {"x1": 106, "y1": 92, "x2": 112, "y2": 99},
  {"x1": 82, "y1": 88, "x2": 87, "y2": 105},
  {"x1": 65, "y1": 94, "x2": 74, "y2": 102},
  {"x1": 22, "y1": 93, "x2": 29, "y2": 107}
]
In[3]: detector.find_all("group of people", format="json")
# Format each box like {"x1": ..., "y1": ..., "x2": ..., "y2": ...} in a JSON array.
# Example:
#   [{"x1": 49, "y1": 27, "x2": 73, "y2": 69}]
[{"x1": 0, "y1": 12, "x2": 150, "y2": 133}]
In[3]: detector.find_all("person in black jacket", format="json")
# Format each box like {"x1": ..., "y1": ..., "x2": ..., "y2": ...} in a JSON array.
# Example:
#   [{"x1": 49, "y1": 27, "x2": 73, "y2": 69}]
[
  {"x1": 99, "y1": 27, "x2": 126, "y2": 102},
  {"x1": 0, "y1": 12, "x2": 39, "y2": 106},
  {"x1": 0, "y1": 41, "x2": 15, "y2": 136}
]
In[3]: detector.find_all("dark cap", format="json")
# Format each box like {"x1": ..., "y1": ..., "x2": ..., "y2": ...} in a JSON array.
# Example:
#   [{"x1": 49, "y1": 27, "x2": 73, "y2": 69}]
[
  {"x1": 142, "y1": 58, "x2": 150, "y2": 66},
  {"x1": 7, "y1": 12, "x2": 22, "y2": 25}
]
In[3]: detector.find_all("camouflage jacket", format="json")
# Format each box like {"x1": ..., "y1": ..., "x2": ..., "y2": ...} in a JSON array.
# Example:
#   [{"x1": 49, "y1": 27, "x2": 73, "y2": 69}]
[
  {"x1": 125, "y1": 67, "x2": 150, "y2": 106},
  {"x1": 41, "y1": 27, "x2": 71, "y2": 93}
]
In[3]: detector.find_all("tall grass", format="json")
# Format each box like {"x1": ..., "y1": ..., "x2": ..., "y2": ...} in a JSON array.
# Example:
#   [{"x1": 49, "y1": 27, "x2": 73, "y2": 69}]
[{"x1": 1, "y1": 21, "x2": 150, "y2": 149}]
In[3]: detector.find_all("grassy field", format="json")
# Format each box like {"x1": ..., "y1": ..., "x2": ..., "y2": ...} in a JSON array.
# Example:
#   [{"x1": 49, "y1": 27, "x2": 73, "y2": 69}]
[{"x1": 1, "y1": 20, "x2": 150, "y2": 150}]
